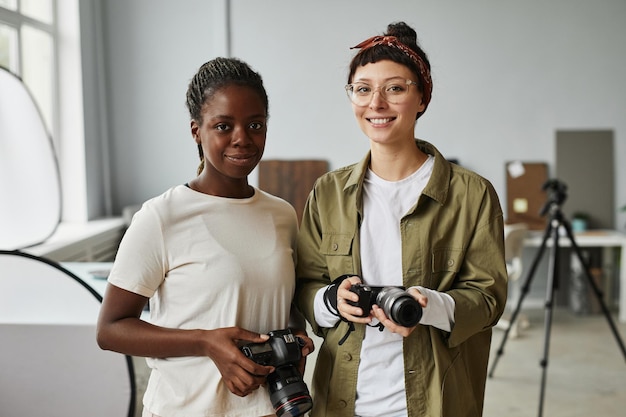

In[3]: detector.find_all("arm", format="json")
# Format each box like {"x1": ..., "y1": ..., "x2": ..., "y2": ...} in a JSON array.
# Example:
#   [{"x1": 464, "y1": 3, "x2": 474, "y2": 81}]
[
  {"x1": 294, "y1": 187, "x2": 333, "y2": 337},
  {"x1": 96, "y1": 283, "x2": 274, "y2": 397},
  {"x1": 445, "y1": 184, "x2": 508, "y2": 346}
]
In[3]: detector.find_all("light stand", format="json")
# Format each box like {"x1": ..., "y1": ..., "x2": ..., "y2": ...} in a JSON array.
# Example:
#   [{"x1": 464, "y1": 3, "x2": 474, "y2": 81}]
[{"x1": 488, "y1": 179, "x2": 626, "y2": 417}]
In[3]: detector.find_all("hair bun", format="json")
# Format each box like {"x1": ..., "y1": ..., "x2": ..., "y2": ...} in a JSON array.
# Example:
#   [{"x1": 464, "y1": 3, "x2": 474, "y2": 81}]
[{"x1": 386, "y1": 21, "x2": 418, "y2": 47}]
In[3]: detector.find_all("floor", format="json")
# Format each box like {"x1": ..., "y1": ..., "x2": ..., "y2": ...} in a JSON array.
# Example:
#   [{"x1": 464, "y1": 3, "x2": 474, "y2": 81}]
[
  {"x1": 131, "y1": 307, "x2": 626, "y2": 417},
  {"x1": 484, "y1": 307, "x2": 626, "y2": 417}
]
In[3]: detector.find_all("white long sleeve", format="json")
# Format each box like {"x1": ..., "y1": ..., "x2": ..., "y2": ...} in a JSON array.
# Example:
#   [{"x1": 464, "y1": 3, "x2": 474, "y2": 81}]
[
  {"x1": 313, "y1": 285, "x2": 341, "y2": 328},
  {"x1": 411, "y1": 286, "x2": 455, "y2": 332}
]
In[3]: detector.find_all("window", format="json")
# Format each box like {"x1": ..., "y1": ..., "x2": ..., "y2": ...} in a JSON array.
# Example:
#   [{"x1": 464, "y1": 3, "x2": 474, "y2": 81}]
[
  {"x1": 0, "y1": 0, "x2": 57, "y2": 142},
  {"x1": 1, "y1": 0, "x2": 97, "y2": 223}
]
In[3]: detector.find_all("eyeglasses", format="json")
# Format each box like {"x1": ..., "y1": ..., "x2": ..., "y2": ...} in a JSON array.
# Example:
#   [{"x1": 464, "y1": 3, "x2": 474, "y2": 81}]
[{"x1": 344, "y1": 79, "x2": 419, "y2": 106}]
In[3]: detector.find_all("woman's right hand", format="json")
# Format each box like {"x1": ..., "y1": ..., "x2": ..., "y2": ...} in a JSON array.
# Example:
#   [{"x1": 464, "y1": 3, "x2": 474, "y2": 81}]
[
  {"x1": 336, "y1": 275, "x2": 373, "y2": 324},
  {"x1": 203, "y1": 327, "x2": 275, "y2": 397}
]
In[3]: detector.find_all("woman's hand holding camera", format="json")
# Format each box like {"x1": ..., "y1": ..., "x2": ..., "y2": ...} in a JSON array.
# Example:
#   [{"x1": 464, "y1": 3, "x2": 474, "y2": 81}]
[
  {"x1": 371, "y1": 287, "x2": 428, "y2": 337},
  {"x1": 336, "y1": 276, "x2": 373, "y2": 324},
  {"x1": 337, "y1": 278, "x2": 428, "y2": 337},
  {"x1": 291, "y1": 329, "x2": 315, "y2": 375},
  {"x1": 203, "y1": 327, "x2": 274, "y2": 397}
]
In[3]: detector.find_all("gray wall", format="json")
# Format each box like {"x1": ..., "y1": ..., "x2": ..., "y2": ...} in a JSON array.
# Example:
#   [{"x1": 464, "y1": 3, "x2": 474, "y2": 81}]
[{"x1": 95, "y1": 0, "x2": 626, "y2": 231}]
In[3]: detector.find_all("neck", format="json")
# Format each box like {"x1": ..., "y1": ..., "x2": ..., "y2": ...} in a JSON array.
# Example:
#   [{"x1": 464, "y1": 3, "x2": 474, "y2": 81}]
[
  {"x1": 369, "y1": 139, "x2": 428, "y2": 181},
  {"x1": 188, "y1": 176, "x2": 254, "y2": 199}
]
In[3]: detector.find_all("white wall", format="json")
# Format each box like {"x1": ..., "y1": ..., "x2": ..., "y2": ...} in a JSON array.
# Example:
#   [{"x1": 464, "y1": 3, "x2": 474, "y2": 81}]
[
  {"x1": 100, "y1": 0, "x2": 626, "y2": 230},
  {"x1": 100, "y1": 0, "x2": 225, "y2": 212}
]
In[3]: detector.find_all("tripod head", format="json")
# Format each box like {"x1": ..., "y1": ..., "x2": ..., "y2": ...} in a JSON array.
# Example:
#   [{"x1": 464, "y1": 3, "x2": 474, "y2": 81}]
[{"x1": 539, "y1": 179, "x2": 568, "y2": 217}]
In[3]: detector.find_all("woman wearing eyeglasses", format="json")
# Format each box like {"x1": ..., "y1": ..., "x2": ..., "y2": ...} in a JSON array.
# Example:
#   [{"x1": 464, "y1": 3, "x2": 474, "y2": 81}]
[{"x1": 294, "y1": 21, "x2": 507, "y2": 417}]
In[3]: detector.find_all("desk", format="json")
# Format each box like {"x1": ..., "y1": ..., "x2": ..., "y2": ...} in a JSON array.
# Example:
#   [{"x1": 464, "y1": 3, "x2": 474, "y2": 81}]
[
  {"x1": 0, "y1": 257, "x2": 134, "y2": 417},
  {"x1": 62, "y1": 261, "x2": 150, "y2": 320},
  {"x1": 62, "y1": 261, "x2": 112, "y2": 298},
  {"x1": 523, "y1": 230, "x2": 626, "y2": 322}
]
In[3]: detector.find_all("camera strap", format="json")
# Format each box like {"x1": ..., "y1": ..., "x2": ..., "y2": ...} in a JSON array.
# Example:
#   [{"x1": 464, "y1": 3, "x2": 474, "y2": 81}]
[
  {"x1": 323, "y1": 274, "x2": 352, "y2": 317},
  {"x1": 324, "y1": 275, "x2": 379, "y2": 345}
]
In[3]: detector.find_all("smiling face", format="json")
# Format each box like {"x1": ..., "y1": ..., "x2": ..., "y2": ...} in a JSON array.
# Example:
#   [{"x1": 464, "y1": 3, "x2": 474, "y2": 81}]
[
  {"x1": 350, "y1": 60, "x2": 425, "y2": 147},
  {"x1": 191, "y1": 84, "x2": 267, "y2": 196}
]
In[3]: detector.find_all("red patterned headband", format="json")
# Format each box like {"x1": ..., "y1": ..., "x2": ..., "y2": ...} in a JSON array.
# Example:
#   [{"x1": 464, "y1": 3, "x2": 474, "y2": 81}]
[{"x1": 351, "y1": 35, "x2": 432, "y2": 111}]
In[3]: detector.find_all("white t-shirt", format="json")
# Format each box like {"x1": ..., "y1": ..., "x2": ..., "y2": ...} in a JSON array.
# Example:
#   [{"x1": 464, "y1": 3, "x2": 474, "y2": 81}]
[{"x1": 108, "y1": 185, "x2": 298, "y2": 417}]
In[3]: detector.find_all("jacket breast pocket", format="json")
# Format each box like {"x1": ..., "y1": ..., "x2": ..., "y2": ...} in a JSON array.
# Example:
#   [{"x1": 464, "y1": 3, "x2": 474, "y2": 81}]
[
  {"x1": 430, "y1": 248, "x2": 464, "y2": 288},
  {"x1": 321, "y1": 233, "x2": 354, "y2": 278},
  {"x1": 431, "y1": 248, "x2": 464, "y2": 273}
]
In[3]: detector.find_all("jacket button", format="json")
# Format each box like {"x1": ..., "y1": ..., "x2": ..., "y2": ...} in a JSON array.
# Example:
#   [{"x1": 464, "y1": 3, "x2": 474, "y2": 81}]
[
  {"x1": 332, "y1": 243, "x2": 338, "y2": 251},
  {"x1": 343, "y1": 352, "x2": 352, "y2": 361},
  {"x1": 447, "y1": 259, "x2": 454, "y2": 267},
  {"x1": 339, "y1": 400, "x2": 347, "y2": 408}
]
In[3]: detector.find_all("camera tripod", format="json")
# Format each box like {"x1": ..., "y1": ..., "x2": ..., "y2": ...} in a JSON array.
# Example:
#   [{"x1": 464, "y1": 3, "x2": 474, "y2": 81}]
[{"x1": 488, "y1": 194, "x2": 626, "y2": 417}]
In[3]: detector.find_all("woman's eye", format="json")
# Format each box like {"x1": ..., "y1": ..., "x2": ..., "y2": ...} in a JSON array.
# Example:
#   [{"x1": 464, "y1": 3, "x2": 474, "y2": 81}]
[
  {"x1": 215, "y1": 123, "x2": 230, "y2": 131},
  {"x1": 249, "y1": 121, "x2": 265, "y2": 130},
  {"x1": 355, "y1": 85, "x2": 371, "y2": 95},
  {"x1": 386, "y1": 84, "x2": 406, "y2": 93}
]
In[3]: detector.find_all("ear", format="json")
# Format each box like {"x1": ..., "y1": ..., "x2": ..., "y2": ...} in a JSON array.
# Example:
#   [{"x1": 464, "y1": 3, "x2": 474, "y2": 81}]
[
  {"x1": 191, "y1": 120, "x2": 200, "y2": 144},
  {"x1": 417, "y1": 96, "x2": 427, "y2": 113}
]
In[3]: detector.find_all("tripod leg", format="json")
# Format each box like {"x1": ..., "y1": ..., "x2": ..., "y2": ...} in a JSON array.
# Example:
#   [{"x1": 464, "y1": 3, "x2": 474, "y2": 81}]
[
  {"x1": 561, "y1": 220, "x2": 626, "y2": 360},
  {"x1": 537, "y1": 222, "x2": 561, "y2": 417},
  {"x1": 489, "y1": 221, "x2": 553, "y2": 378}
]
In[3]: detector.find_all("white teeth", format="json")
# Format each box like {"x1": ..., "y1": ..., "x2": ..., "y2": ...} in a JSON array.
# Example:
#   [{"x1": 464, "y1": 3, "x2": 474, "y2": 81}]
[{"x1": 370, "y1": 118, "x2": 392, "y2": 125}]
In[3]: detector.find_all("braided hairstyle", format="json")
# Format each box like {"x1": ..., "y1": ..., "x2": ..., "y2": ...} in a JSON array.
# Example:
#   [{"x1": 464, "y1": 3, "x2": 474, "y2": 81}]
[
  {"x1": 185, "y1": 57, "x2": 269, "y2": 175},
  {"x1": 348, "y1": 22, "x2": 431, "y2": 119}
]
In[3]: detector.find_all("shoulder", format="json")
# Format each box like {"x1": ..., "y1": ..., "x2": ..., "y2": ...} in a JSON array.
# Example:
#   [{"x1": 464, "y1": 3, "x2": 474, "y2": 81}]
[
  {"x1": 449, "y1": 163, "x2": 498, "y2": 196},
  {"x1": 313, "y1": 163, "x2": 360, "y2": 191},
  {"x1": 141, "y1": 184, "x2": 189, "y2": 208},
  {"x1": 255, "y1": 188, "x2": 298, "y2": 217},
  {"x1": 256, "y1": 188, "x2": 294, "y2": 209},
  {"x1": 131, "y1": 185, "x2": 207, "y2": 229}
]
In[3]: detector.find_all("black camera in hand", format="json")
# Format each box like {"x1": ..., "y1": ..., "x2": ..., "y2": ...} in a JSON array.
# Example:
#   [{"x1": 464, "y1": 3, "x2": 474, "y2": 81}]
[
  {"x1": 348, "y1": 284, "x2": 422, "y2": 327},
  {"x1": 240, "y1": 328, "x2": 312, "y2": 417}
]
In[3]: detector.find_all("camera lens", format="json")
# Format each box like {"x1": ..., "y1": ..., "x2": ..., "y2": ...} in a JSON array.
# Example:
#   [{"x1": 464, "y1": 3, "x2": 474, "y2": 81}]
[
  {"x1": 267, "y1": 365, "x2": 313, "y2": 417},
  {"x1": 377, "y1": 287, "x2": 422, "y2": 327}
]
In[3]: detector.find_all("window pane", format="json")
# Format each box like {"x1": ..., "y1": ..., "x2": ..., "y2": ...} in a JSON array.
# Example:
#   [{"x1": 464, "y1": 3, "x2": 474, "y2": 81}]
[
  {"x1": 21, "y1": 24, "x2": 53, "y2": 133},
  {"x1": 0, "y1": 23, "x2": 18, "y2": 72},
  {"x1": 21, "y1": 0, "x2": 53, "y2": 24},
  {"x1": 0, "y1": 0, "x2": 17, "y2": 11}
]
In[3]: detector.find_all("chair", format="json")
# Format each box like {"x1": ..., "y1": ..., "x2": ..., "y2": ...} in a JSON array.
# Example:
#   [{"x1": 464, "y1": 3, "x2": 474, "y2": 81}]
[
  {"x1": 495, "y1": 223, "x2": 530, "y2": 337},
  {"x1": 0, "y1": 250, "x2": 136, "y2": 417}
]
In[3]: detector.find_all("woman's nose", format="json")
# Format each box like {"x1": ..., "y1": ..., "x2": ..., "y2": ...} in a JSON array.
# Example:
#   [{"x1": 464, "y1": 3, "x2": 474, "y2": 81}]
[
  {"x1": 368, "y1": 90, "x2": 386, "y2": 109},
  {"x1": 231, "y1": 126, "x2": 252, "y2": 146}
]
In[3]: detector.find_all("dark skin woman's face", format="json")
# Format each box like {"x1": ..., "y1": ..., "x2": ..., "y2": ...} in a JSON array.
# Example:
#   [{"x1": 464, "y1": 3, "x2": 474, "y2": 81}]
[{"x1": 191, "y1": 85, "x2": 267, "y2": 198}]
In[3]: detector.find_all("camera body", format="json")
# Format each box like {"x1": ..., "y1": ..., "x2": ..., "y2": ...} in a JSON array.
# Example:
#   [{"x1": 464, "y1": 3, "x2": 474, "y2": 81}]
[
  {"x1": 348, "y1": 284, "x2": 422, "y2": 327},
  {"x1": 240, "y1": 329, "x2": 312, "y2": 417}
]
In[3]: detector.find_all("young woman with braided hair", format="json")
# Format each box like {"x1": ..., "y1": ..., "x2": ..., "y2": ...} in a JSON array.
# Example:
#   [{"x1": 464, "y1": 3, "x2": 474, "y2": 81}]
[
  {"x1": 294, "y1": 22, "x2": 507, "y2": 417},
  {"x1": 97, "y1": 57, "x2": 313, "y2": 417}
]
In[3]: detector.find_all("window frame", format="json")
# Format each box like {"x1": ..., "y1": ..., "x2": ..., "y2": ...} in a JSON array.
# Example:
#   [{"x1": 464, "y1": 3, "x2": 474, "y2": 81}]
[
  {"x1": 1, "y1": 0, "x2": 104, "y2": 223},
  {"x1": 0, "y1": 0, "x2": 59, "y2": 149}
]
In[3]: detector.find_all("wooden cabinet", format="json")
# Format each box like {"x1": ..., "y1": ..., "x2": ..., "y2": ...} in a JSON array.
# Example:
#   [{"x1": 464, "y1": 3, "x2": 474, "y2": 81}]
[{"x1": 258, "y1": 160, "x2": 329, "y2": 225}]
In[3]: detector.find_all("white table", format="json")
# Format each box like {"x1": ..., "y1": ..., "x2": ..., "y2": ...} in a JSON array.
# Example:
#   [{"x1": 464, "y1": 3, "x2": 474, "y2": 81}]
[
  {"x1": 0, "y1": 258, "x2": 134, "y2": 417},
  {"x1": 62, "y1": 261, "x2": 150, "y2": 320},
  {"x1": 523, "y1": 229, "x2": 626, "y2": 322},
  {"x1": 62, "y1": 261, "x2": 112, "y2": 298}
]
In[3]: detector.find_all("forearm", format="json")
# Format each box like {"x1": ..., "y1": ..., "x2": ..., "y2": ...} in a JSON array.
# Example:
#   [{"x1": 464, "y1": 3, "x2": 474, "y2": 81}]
[
  {"x1": 411, "y1": 286, "x2": 455, "y2": 332},
  {"x1": 97, "y1": 317, "x2": 208, "y2": 358}
]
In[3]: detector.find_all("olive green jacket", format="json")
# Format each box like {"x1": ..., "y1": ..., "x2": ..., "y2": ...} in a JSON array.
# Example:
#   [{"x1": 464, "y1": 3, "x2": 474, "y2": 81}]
[{"x1": 295, "y1": 140, "x2": 507, "y2": 417}]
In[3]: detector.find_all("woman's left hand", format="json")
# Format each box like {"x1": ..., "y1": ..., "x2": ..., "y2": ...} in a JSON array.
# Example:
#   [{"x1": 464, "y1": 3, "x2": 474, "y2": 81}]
[
  {"x1": 371, "y1": 287, "x2": 428, "y2": 337},
  {"x1": 291, "y1": 329, "x2": 315, "y2": 376}
]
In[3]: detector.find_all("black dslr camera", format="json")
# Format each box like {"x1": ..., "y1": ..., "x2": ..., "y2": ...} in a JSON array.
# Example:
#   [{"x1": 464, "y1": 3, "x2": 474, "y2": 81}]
[
  {"x1": 240, "y1": 328, "x2": 312, "y2": 417},
  {"x1": 348, "y1": 284, "x2": 422, "y2": 327}
]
